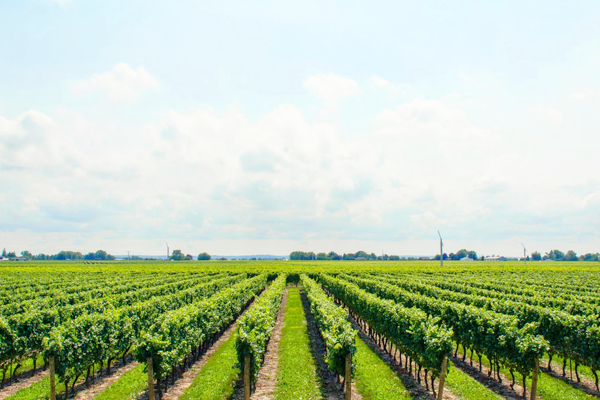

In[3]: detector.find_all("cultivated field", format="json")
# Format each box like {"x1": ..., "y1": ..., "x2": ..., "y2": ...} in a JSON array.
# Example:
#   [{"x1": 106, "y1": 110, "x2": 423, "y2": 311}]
[{"x1": 1, "y1": 261, "x2": 599, "y2": 400}]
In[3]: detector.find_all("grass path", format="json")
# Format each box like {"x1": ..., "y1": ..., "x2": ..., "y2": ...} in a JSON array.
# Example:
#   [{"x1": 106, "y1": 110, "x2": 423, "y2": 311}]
[
  {"x1": 445, "y1": 361, "x2": 503, "y2": 400},
  {"x1": 92, "y1": 364, "x2": 146, "y2": 400},
  {"x1": 3, "y1": 375, "x2": 63, "y2": 400},
  {"x1": 352, "y1": 336, "x2": 413, "y2": 400},
  {"x1": 179, "y1": 330, "x2": 240, "y2": 400},
  {"x1": 274, "y1": 287, "x2": 322, "y2": 400}
]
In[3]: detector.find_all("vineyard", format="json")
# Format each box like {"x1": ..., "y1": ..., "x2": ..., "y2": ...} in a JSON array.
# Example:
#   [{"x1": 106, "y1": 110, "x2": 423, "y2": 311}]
[{"x1": 0, "y1": 261, "x2": 599, "y2": 400}]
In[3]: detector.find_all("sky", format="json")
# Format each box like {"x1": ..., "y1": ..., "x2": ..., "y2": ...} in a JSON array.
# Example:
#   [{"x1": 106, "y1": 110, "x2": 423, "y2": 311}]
[{"x1": 1, "y1": 0, "x2": 600, "y2": 257}]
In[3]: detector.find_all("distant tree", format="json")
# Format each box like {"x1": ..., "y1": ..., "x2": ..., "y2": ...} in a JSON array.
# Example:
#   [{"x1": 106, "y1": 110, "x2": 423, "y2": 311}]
[
  {"x1": 531, "y1": 251, "x2": 541, "y2": 261},
  {"x1": 197, "y1": 252, "x2": 211, "y2": 261},
  {"x1": 564, "y1": 250, "x2": 578, "y2": 261},
  {"x1": 170, "y1": 250, "x2": 185, "y2": 261},
  {"x1": 20, "y1": 251, "x2": 33, "y2": 259},
  {"x1": 84, "y1": 252, "x2": 95, "y2": 260},
  {"x1": 454, "y1": 249, "x2": 469, "y2": 260},
  {"x1": 7, "y1": 251, "x2": 16, "y2": 258},
  {"x1": 316, "y1": 252, "x2": 328, "y2": 260},
  {"x1": 480, "y1": 255, "x2": 485, "y2": 261},
  {"x1": 343, "y1": 253, "x2": 355, "y2": 260},
  {"x1": 433, "y1": 254, "x2": 441, "y2": 260},
  {"x1": 579, "y1": 253, "x2": 599, "y2": 261},
  {"x1": 442, "y1": 253, "x2": 448, "y2": 260},
  {"x1": 355, "y1": 251, "x2": 370, "y2": 259},
  {"x1": 94, "y1": 250, "x2": 109, "y2": 260},
  {"x1": 546, "y1": 249, "x2": 565, "y2": 261},
  {"x1": 290, "y1": 251, "x2": 316, "y2": 260},
  {"x1": 328, "y1": 251, "x2": 341, "y2": 260},
  {"x1": 389, "y1": 255, "x2": 400, "y2": 261},
  {"x1": 1, "y1": 249, "x2": 5, "y2": 257},
  {"x1": 467, "y1": 250, "x2": 478, "y2": 260}
]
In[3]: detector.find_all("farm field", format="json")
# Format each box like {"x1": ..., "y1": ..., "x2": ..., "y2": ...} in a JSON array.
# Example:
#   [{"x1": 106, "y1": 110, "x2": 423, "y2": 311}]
[{"x1": 1, "y1": 261, "x2": 599, "y2": 400}]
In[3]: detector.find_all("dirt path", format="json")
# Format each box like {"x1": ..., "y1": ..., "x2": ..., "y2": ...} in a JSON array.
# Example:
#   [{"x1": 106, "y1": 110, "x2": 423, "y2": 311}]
[
  {"x1": 248, "y1": 288, "x2": 289, "y2": 400},
  {"x1": 72, "y1": 361, "x2": 139, "y2": 400},
  {"x1": 301, "y1": 290, "x2": 362, "y2": 400},
  {"x1": 0, "y1": 370, "x2": 49, "y2": 400}
]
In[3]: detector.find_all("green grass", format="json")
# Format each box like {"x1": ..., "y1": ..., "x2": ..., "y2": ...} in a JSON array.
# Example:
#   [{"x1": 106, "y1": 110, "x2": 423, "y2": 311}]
[
  {"x1": 93, "y1": 363, "x2": 147, "y2": 400},
  {"x1": 445, "y1": 361, "x2": 503, "y2": 400},
  {"x1": 353, "y1": 335, "x2": 413, "y2": 400},
  {"x1": 274, "y1": 287, "x2": 322, "y2": 400},
  {"x1": 179, "y1": 330, "x2": 240, "y2": 400},
  {"x1": 4, "y1": 375, "x2": 65, "y2": 400},
  {"x1": 457, "y1": 347, "x2": 596, "y2": 400}
]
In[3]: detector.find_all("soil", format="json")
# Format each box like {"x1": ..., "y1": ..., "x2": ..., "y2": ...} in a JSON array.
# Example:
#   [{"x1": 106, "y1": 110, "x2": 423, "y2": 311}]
[
  {"x1": 0, "y1": 370, "x2": 49, "y2": 400},
  {"x1": 301, "y1": 289, "x2": 362, "y2": 400}
]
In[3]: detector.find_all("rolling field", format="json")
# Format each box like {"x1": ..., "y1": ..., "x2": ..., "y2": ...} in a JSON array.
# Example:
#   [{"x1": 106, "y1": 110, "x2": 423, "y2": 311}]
[{"x1": 0, "y1": 261, "x2": 599, "y2": 400}]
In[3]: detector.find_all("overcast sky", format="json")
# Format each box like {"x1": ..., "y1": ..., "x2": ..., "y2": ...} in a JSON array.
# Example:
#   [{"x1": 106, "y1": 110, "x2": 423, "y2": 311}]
[{"x1": 1, "y1": 1, "x2": 600, "y2": 257}]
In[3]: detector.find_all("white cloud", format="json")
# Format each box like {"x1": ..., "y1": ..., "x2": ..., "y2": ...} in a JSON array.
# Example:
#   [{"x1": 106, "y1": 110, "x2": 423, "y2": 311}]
[
  {"x1": 2, "y1": 76, "x2": 600, "y2": 256},
  {"x1": 303, "y1": 73, "x2": 359, "y2": 104},
  {"x1": 532, "y1": 104, "x2": 564, "y2": 123},
  {"x1": 369, "y1": 75, "x2": 413, "y2": 96},
  {"x1": 71, "y1": 63, "x2": 160, "y2": 100}
]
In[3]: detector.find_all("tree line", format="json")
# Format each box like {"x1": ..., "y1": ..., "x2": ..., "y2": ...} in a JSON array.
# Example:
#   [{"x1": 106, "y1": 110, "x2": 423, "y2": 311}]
[
  {"x1": 433, "y1": 248, "x2": 599, "y2": 261},
  {"x1": 1, "y1": 248, "x2": 116, "y2": 260},
  {"x1": 290, "y1": 251, "x2": 401, "y2": 261},
  {"x1": 169, "y1": 250, "x2": 211, "y2": 261}
]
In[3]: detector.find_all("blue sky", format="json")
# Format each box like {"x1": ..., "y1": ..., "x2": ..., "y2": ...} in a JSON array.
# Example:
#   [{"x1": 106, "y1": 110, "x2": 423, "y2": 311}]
[{"x1": 1, "y1": 0, "x2": 600, "y2": 256}]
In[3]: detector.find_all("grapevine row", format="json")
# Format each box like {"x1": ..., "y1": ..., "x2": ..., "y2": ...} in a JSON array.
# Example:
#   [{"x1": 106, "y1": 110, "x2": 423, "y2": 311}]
[
  {"x1": 300, "y1": 274, "x2": 356, "y2": 375},
  {"x1": 135, "y1": 274, "x2": 268, "y2": 384},
  {"x1": 339, "y1": 274, "x2": 548, "y2": 377},
  {"x1": 236, "y1": 274, "x2": 287, "y2": 383},
  {"x1": 318, "y1": 274, "x2": 452, "y2": 378}
]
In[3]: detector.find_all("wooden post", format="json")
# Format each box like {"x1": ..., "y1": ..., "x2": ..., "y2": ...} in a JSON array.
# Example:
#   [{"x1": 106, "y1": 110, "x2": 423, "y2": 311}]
[
  {"x1": 49, "y1": 356, "x2": 56, "y2": 400},
  {"x1": 345, "y1": 353, "x2": 352, "y2": 400},
  {"x1": 147, "y1": 357, "x2": 155, "y2": 400},
  {"x1": 244, "y1": 355, "x2": 250, "y2": 400},
  {"x1": 530, "y1": 358, "x2": 539, "y2": 400},
  {"x1": 437, "y1": 356, "x2": 448, "y2": 400}
]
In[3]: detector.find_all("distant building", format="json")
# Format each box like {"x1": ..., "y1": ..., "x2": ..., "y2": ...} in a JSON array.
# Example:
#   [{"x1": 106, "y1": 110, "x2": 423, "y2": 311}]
[
  {"x1": 355, "y1": 257, "x2": 367, "y2": 261},
  {"x1": 484, "y1": 256, "x2": 507, "y2": 261},
  {"x1": 0, "y1": 257, "x2": 8, "y2": 262},
  {"x1": 217, "y1": 257, "x2": 227, "y2": 261},
  {"x1": 417, "y1": 257, "x2": 431, "y2": 260},
  {"x1": 460, "y1": 257, "x2": 474, "y2": 261}
]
